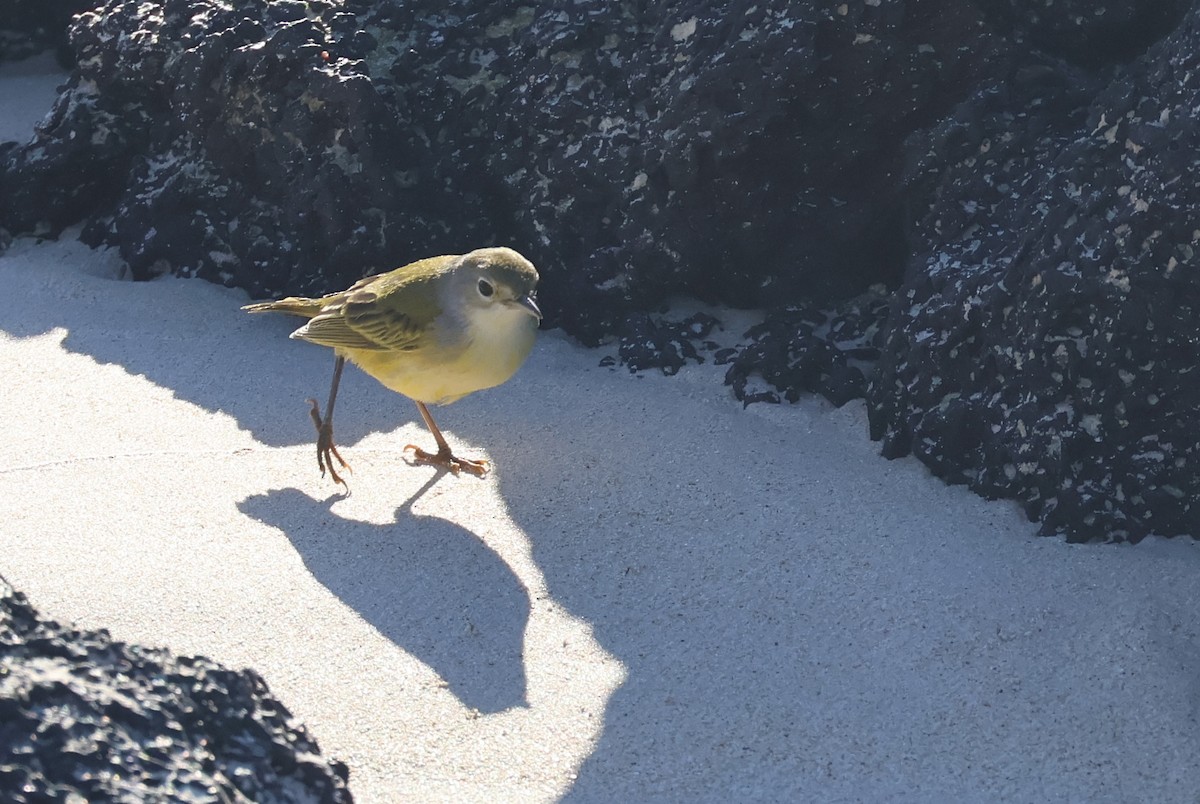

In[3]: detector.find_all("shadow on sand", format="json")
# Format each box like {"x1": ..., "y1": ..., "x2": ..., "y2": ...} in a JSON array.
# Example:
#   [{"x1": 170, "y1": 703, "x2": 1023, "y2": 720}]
[
  {"x1": 237, "y1": 481, "x2": 530, "y2": 715},
  {"x1": 0, "y1": 237, "x2": 440, "y2": 449}
]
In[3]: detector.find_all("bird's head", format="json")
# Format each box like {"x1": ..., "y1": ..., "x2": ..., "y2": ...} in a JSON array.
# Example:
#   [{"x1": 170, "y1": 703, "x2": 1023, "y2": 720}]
[{"x1": 452, "y1": 247, "x2": 542, "y2": 324}]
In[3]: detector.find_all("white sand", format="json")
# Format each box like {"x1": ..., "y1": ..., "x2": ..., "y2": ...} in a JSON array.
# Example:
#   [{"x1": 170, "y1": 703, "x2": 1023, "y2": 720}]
[{"x1": 3, "y1": 55, "x2": 1199, "y2": 803}]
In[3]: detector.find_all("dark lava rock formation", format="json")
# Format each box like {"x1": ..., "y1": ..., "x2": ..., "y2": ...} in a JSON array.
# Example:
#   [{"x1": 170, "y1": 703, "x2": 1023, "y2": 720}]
[
  {"x1": 0, "y1": 578, "x2": 354, "y2": 802},
  {"x1": 1, "y1": 0, "x2": 1198, "y2": 542},
  {"x1": 871, "y1": 5, "x2": 1200, "y2": 541},
  {"x1": 0, "y1": 1, "x2": 96, "y2": 65},
  {"x1": 0, "y1": 0, "x2": 1009, "y2": 317}
]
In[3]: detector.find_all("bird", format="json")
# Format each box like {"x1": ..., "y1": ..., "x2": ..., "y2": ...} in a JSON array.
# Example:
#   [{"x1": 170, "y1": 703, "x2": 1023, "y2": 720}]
[{"x1": 243, "y1": 247, "x2": 541, "y2": 484}]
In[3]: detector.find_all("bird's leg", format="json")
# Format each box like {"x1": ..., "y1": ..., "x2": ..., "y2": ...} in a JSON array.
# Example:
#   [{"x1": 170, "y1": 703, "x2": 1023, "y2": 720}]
[
  {"x1": 306, "y1": 354, "x2": 351, "y2": 487},
  {"x1": 404, "y1": 401, "x2": 489, "y2": 477}
]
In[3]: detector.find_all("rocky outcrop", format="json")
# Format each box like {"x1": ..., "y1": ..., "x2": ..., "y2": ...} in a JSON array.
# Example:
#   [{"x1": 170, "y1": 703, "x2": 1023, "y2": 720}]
[
  {"x1": 0, "y1": 579, "x2": 354, "y2": 802},
  {"x1": 869, "y1": 5, "x2": 1200, "y2": 542},
  {"x1": 974, "y1": 0, "x2": 1191, "y2": 66},
  {"x1": 0, "y1": 0, "x2": 1008, "y2": 318},
  {"x1": 1, "y1": 0, "x2": 1197, "y2": 541},
  {"x1": 0, "y1": 0, "x2": 94, "y2": 64}
]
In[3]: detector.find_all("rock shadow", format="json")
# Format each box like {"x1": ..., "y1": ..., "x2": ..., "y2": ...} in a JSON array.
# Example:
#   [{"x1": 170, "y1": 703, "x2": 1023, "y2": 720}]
[{"x1": 0, "y1": 238, "x2": 427, "y2": 449}]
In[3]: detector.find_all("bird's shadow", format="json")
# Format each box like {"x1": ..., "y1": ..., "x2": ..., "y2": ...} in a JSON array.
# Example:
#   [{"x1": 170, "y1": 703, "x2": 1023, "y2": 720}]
[{"x1": 237, "y1": 482, "x2": 530, "y2": 714}]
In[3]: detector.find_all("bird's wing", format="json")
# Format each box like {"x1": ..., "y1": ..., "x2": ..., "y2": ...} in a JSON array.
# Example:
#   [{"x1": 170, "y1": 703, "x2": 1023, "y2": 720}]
[
  {"x1": 341, "y1": 300, "x2": 425, "y2": 351},
  {"x1": 292, "y1": 270, "x2": 439, "y2": 352},
  {"x1": 347, "y1": 268, "x2": 446, "y2": 352},
  {"x1": 291, "y1": 310, "x2": 391, "y2": 351}
]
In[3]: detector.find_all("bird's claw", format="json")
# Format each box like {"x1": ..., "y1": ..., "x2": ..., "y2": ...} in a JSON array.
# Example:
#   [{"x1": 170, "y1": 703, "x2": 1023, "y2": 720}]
[
  {"x1": 403, "y1": 444, "x2": 489, "y2": 477},
  {"x1": 308, "y1": 398, "x2": 351, "y2": 487}
]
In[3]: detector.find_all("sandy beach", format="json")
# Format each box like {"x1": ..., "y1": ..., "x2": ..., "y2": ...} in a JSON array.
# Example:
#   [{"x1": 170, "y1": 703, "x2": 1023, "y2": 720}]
[{"x1": 2, "y1": 53, "x2": 1199, "y2": 803}]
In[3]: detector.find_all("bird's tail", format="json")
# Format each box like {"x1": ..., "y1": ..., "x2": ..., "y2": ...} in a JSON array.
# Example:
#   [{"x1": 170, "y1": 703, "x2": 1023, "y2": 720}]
[{"x1": 242, "y1": 296, "x2": 324, "y2": 318}]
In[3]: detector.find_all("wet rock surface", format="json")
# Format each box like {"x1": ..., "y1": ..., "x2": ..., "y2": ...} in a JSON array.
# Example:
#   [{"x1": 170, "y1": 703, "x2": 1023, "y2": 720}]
[
  {"x1": 0, "y1": 578, "x2": 354, "y2": 802},
  {"x1": 1, "y1": 0, "x2": 1198, "y2": 541}
]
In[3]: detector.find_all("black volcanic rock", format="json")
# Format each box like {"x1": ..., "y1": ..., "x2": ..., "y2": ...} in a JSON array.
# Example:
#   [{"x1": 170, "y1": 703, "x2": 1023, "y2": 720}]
[
  {"x1": 723, "y1": 288, "x2": 887, "y2": 408},
  {"x1": 1, "y1": 0, "x2": 1198, "y2": 541},
  {"x1": 974, "y1": 0, "x2": 1192, "y2": 67},
  {"x1": 869, "y1": 6, "x2": 1200, "y2": 542},
  {"x1": 0, "y1": 0, "x2": 1011, "y2": 320},
  {"x1": 0, "y1": 578, "x2": 354, "y2": 802},
  {"x1": 0, "y1": 0, "x2": 95, "y2": 65},
  {"x1": 616, "y1": 311, "x2": 717, "y2": 376}
]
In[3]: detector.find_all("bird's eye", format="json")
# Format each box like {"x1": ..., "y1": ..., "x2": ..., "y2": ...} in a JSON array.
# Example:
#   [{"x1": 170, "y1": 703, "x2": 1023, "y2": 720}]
[{"x1": 477, "y1": 279, "x2": 495, "y2": 298}]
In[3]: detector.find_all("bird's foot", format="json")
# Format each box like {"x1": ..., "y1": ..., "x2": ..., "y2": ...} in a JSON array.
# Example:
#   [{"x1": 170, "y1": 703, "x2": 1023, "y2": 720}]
[
  {"x1": 308, "y1": 398, "x2": 351, "y2": 487},
  {"x1": 403, "y1": 444, "x2": 489, "y2": 477}
]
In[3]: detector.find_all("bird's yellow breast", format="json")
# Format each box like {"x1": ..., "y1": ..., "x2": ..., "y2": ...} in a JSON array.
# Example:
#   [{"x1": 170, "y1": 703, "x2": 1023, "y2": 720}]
[{"x1": 344, "y1": 304, "x2": 537, "y2": 405}]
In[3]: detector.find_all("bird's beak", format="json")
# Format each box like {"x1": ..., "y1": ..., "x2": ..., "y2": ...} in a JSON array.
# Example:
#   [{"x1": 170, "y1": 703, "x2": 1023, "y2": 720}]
[{"x1": 517, "y1": 294, "x2": 542, "y2": 321}]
